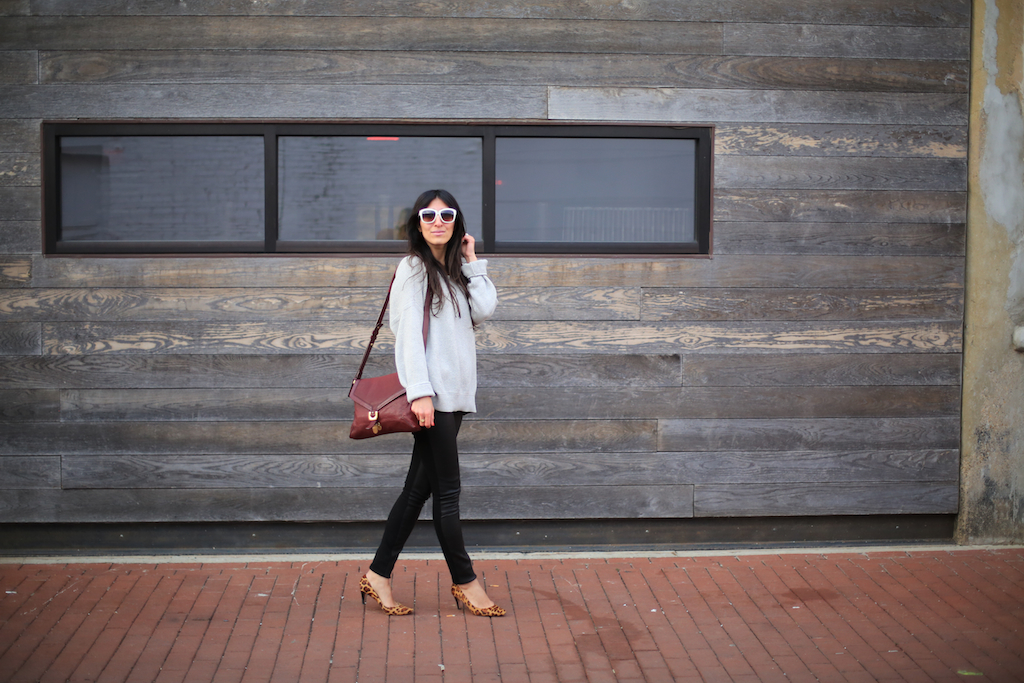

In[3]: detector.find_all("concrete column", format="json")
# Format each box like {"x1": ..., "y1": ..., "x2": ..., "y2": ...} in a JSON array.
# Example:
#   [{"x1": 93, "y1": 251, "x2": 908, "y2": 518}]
[{"x1": 959, "y1": 0, "x2": 1024, "y2": 543}]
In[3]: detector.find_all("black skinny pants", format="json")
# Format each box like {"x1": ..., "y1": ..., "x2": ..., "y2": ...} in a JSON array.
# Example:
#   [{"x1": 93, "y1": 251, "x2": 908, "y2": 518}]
[{"x1": 369, "y1": 411, "x2": 476, "y2": 585}]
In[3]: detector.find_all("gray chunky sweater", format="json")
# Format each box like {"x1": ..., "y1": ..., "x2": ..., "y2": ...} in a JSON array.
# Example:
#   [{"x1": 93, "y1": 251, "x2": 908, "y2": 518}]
[{"x1": 390, "y1": 255, "x2": 497, "y2": 413}]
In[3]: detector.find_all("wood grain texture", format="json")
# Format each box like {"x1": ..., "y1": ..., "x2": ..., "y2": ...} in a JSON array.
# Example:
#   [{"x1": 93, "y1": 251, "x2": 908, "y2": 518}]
[
  {"x1": 658, "y1": 417, "x2": 960, "y2": 452},
  {"x1": 21, "y1": 0, "x2": 971, "y2": 26},
  {"x1": 0, "y1": 456, "x2": 60, "y2": 489},
  {"x1": 0, "y1": 50, "x2": 36, "y2": 84},
  {"x1": 0, "y1": 484, "x2": 694, "y2": 522},
  {"x1": 28, "y1": 255, "x2": 965, "y2": 289},
  {"x1": 476, "y1": 386, "x2": 960, "y2": 420},
  {"x1": 0, "y1": 353, "x2": 680, "y2": 389},
  {"x1": 641, "y1": 288, "x2": 962, "y2": 322},
  {"x1": 0, "y1": 255, "x2": 30, "y2": 286},
  {"x1": 549, "y1": 87, "x2": 968, "y2": 126},
  {"x1": 0, "y1": 83, "x2": 548, "y2": 119},
  {"x1": 693, "y1": 482, "x2": 958, "y2": 516},
  {"x1": 0, "y1": 221, "x2": 39, "y2": 254},
  {"x1": 713, "y1": 222, "x2": 965, "y2": 256},
  {"x1": 5, "y1": 16, "x2": 725, "y2": 53},
  {"x1": 0, "y1": 286, "x2": 639, "y2": 322},
  {"x1": 714, "y1": 190, "x2": 965, "y2": 224},
  {"x1": 0, "y1": 186, "x2": 38, "y2": 221},
  {"x1": 61, "y1": 448, "x2": 957, "y2": 489},
  {"x1": 0, "y1": 353, "x2": 384, "y2": 389},
  {"x1": 723, "y1": 24, "x2": 968, "y2": 60},
  {"x1": 0, "y1": 153, "x2": 39, "y2": 186},
  {"x1": 0, "y1": 388, "x2": 57, "y2": 420},
  {"x1": 680, "y1": 352, "x2": 961, "y2": 387},
  {"x1": 54, "y1": 385, "x2": 959, "y2": 422},
  {"x1": 38, "y1": 50, "x2": 966, "y2": 93},
  {"x1": 41, "y1": 319, "x2": 962, "y2": 356},
  {"x1": 715, "y1": 157, "x2": 966, "y2": 191},
  {"x1": 0, "y1": 419, "x2": 658, "y2": 455},
  {"x1": 0, "y1": 323, "x2": 39, "y2": 354},
  {"x1": 715, "y1": 124, "x2": 966, "y2": 158},
  {"x1": 0, "y1": 119, "x2": 37, "y2": 151}
]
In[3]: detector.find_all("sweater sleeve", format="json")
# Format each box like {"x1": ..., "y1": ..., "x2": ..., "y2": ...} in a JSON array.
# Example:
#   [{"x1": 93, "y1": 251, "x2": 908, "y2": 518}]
[
  {"x1": 463, "y1": 259, "x2": 497, "y2": 325},
  {"x1": 389, "y1": 257, "x2": 435, "y2": 402}
]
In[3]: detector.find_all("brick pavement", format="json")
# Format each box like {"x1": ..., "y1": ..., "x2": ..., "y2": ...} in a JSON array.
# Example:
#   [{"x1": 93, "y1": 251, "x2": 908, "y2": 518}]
[{"x1": 0, "y1": 547, "x2": 1022, "y2": 682}]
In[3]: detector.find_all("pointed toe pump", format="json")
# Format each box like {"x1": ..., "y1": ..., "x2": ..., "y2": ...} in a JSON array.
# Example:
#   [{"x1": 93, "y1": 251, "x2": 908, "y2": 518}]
[
  {"x1": 451, "y1": 584, "x2": 506, "y2": 617},
  {"x1": 360, "y1": 574, "x2": 414, "y2": 616}
]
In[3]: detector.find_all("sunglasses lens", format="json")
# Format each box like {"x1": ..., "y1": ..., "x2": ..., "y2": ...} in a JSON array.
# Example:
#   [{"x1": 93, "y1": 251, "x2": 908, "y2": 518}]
[
  {"x1": 420, "y1": 210, "x2": 437, "y2": 222},
  {"x1": 439, "y1": 209, "x2": 456, "y2": 223}
]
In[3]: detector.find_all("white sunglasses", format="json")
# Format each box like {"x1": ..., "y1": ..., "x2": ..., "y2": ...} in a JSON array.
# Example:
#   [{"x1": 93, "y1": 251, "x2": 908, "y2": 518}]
[{"x1": 418, "y1": 208, "x2": 458, "y2": 224}]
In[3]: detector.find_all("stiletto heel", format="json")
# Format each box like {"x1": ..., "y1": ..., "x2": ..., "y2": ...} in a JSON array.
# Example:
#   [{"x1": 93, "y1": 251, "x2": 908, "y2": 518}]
[
  {"x1": 359, "y1": 574, "x2": 413, "y2": 616},
  {"x1": 451, "y1": 584, "x2": 506, "y2": 617}
]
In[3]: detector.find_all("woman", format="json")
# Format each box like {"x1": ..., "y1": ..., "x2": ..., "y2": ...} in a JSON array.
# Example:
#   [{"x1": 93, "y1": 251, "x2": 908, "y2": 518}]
[{"x1": 359, "y1": 189, "x2": 504, "y2": 617}]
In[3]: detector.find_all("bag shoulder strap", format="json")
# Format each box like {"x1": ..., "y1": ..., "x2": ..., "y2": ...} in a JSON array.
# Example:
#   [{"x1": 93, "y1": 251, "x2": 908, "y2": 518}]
[{"x1": 353, "y1": 270, "x2": 430, "y2": 382}]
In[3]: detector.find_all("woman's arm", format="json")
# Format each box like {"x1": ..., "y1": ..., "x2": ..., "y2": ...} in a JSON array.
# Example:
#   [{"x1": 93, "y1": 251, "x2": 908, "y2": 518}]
[
  {"x1": 390, "y1": 257, "x2": 435, "y2": 403},
  {"x1": 460, "y1": 236, "x2": 497, "y2": 324}
]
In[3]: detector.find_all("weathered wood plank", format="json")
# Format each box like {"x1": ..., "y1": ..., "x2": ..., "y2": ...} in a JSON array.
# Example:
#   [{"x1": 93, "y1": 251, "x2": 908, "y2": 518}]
[
  {"x1": 61, "y1": 449, "x2": 958, "y2": 489},
  {"x1": 715, "y1": 124, "x2": 966, "y2": 159},
  {"x1": 659, "y1": 417, "x2": 960, "y2": 452},
  {"x1": 0, "y1": 221, "x2": 39, "y2": 254},
  {"x1": 724, "y1": 24, "x2": 968, "y2": 60},
  {"x1": 0, "y1": 186, "x2": 38, "y2": 220},
  {"x1": 0, "y1": 353, "x2": 386, "y2": 389},
  {"x1": 0, "y1": 389, "x2": 57, "y2": 420},
  {"x1": 0, "y1": 353, "x2": 680, "y2": 389},
  {"x1": 476, "y1": 321, "x2": 963, "y2": 355},
  {"x1": 0, "y1": 323, "x2": 39, "y2": 354},
  {"x1": 0, "y1": 50, "x2": 36, "y2": 84},
  {"x1": 41, "y1": 319, "x2": 963, "y2": 355},
  {"x1": 4, "y1": 16, "x2": 725, "y2": 53},
  {"x1": 713, "y1": 222, "x2": 965, "y2": 256},
  {"x1": 715, "y1": 157, "x2": 966, "y2": 191},
  {"x1": 0, "y1": 456, "x2": 59, "y2": 488},
  {"x1": 478, "y1": 354, "x2": 682, "y2": 387},
  {"x1": 0, "y1": 84, "x2": 548, "y2": 119},
  {"x1": 0, "y1": 484, "x2": 693, "y2": 522},
  {"x1": 476, "y1": 386, "x2": 960, "y2": 420},
  {"x1": 0, "y1": 419, "x2": 658, "y2": 455},
  {"x1": 0, "y1": 1, "x2": 29, "y2": 17},
  {"x1": 549, "y1": 87, "x2": 968, "y2": 126},
  {"x1": 693, "y1": 482, "x2": 959, "y2": 516},
  {"x1": 31, "y1": 256, "x2": 398, "y2": 288},
  {"x1": 641, "y1": 288, "x2": 963, "y2": 322},
  {"x1": 56, "y1": 385, "x2": 960, "y2": 422},
  {"x1": 21, "y1": 0, "x2": 973, "y2": 27},
  {"x1": 38, "y1": 50, "x2": 966, "y2": 92},
  {"x1": 0, "y1": 152, "x2": 39, "y2": 186},
  {"x1": 714, "y1": 190, "x2": 965, "y2": 224},
  {"x1": 680, "y1": 352, "x2": 961, "y2": 387},
  {"x1": 29, "y1": 255, "x2": 966, "y2": 289},
  {"x1": 0, "y1": 255, "x2": 30, "y2": 286},
  {"x1": 0, "y1": 119, "x2": 37, "y2": 151},
  {"x1": 0, "y1": 286, "x2": 639, "y2": 322}
]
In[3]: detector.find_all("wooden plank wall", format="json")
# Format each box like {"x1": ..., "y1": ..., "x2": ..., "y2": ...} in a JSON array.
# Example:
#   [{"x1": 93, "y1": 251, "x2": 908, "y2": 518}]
[{"x1": 0, "y1": 1, "x2": 967, "y2": 533}]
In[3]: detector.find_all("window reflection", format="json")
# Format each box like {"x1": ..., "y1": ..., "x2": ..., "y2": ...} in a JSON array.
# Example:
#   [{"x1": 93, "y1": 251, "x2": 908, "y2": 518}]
[
  {"x1": 59, "y1": 136, "x2": 264, "y2": 242},
  {"x1": 278, "y1": 137, "x2": 483, "y2": 243}
]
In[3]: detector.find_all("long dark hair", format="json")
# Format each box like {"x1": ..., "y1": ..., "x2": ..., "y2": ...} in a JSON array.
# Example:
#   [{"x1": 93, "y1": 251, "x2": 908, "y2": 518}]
[{"x1": 406, "y1": 189, "x2": 470, "y2": 316}]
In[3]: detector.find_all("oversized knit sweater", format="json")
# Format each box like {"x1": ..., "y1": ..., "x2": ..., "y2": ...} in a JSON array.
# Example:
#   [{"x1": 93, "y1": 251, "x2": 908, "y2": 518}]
[{"x1": 390, "y1": 255, "x2": 497, "y2": 413}]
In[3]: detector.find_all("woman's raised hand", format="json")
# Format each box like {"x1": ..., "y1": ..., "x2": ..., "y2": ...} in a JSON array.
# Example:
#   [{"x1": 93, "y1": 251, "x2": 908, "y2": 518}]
[{"x1": 461, "y1": 234, "x2": 477, "y2": 262}]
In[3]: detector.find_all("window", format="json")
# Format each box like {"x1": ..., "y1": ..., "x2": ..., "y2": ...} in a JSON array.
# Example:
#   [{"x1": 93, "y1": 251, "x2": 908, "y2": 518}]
[{"x1": 44, "y1": 123, "x2": 712, "y2": 255}]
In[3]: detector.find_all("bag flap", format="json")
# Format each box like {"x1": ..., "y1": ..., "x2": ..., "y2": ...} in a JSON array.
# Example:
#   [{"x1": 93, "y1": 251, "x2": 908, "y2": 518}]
[{"x1": 349, "y1": 374, "x2": 408, "y2": 412}]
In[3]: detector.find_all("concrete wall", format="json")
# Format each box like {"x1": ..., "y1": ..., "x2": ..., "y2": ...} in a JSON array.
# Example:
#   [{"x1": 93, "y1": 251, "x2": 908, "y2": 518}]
[{"x1": 960, "y1": 0, "x2": 1024, "y2": 543}]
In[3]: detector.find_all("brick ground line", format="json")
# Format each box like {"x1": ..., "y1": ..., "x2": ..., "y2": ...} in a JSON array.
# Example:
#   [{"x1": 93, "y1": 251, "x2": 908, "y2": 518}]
[{"x1": 1, "y1": 549, "x2": 1021, "y2": 683}]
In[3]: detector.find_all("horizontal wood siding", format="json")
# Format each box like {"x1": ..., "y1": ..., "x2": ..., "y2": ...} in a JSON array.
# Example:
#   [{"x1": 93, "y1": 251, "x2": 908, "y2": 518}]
[{"x1": 0, "y1": 0, "x2": 966, "y2": 532}]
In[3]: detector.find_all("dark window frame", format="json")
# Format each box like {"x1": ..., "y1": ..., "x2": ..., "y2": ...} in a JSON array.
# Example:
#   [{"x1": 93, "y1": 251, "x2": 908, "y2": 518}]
[{"x1": 43, "y1": 122, "x2": 714, "y2": 256}]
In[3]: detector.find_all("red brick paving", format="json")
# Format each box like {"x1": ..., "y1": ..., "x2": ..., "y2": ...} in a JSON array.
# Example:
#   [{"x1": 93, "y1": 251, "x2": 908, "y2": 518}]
[{"x1": 1, "y1": 548, "x2": 1022, "y2": 682}]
